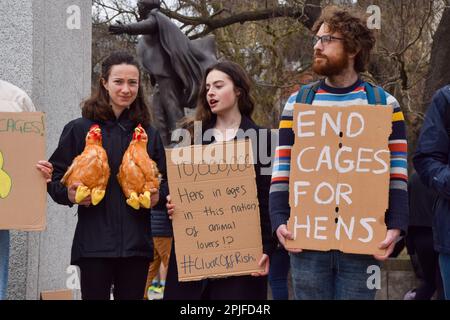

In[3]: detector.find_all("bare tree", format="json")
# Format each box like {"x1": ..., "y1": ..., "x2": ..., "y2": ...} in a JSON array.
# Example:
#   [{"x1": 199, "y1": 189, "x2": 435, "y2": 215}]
[
  {"x1": 423, "y1": 5, "x2": 450, "y2": 109},
  {"x1": 92, "y1": 0, "x2": 322, "y2": 130},
  {"x1": 158, "y1": 0, "x2": 321, "y2": 39},
  {"x1": 91, "y1": 0, "x2": 449, "y2": 145}
]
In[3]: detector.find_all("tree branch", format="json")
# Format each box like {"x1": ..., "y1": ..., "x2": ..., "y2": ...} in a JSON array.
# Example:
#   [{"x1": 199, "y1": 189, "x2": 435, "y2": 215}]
[
  {"x1": 397, "y1": 1, "x2": 433, "y2": 56},
  {"x1": 160, "y1": 1, "x2": 321, "y2": 39}
]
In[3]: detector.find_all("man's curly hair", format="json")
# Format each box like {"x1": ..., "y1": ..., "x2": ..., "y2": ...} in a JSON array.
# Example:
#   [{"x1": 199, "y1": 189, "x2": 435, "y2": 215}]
[{"x1": 312, "y1": 6, "x2": 376, "y2": 73}]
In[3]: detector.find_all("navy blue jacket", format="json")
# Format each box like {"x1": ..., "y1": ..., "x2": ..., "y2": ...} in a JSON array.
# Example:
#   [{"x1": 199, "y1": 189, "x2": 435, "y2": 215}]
[
  {"x1": 47, "y1": 110, "x2": 168, "y2": 264},
  {"x1": 151, "y1": 209, "x2": 173, "y2": 237},
  {"x1": 414, "y1": 85, "x2": 450, "y2": 253}
]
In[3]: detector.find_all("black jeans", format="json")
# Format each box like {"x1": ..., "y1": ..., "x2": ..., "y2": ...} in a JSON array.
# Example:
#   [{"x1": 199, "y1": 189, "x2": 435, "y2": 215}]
[{"x1": 77, "y1": 257, "x2": 151, "y2": 300}]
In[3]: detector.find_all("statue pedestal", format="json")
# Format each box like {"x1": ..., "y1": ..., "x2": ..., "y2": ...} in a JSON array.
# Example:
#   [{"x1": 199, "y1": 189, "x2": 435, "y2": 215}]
[{"x1": 0, "y1": 0, "x2": 91, "y2": 300}]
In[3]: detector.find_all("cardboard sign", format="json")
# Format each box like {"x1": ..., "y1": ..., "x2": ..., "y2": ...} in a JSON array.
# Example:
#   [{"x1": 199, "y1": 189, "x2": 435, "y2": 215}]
[
  {"x1": 286, "y1": 104, "x2": 392, "y2": 255},
  {"x1": 166, "y1": 139, "x2": 264, "y2": 281},
  {"x1": 0, "y1": 111, "x2": 47, "y2": 231},
  {"x1": 40, "y1": 289, "x2": 74, "y2": 300}
]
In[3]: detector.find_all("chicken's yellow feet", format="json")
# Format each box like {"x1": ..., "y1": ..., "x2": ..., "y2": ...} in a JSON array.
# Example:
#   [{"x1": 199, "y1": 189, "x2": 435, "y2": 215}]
[
  {"x1": 126, "y1": 192, "x2": 140, "y2": 210},
  {"x1": 75, "y1": 185, "x2": 90, "y2": 203},
  {"x1": 91, "y1": 188, "x2": 105, "y2": 205},
  {"x1": 139, "y1": 191, "x2": 151, "y2": 209}
]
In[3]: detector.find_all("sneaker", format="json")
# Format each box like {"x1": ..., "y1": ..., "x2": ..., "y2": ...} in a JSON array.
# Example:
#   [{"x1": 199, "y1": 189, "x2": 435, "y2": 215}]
[
  {"x1": 147, "y1": 285, "x2": 164, "y2": 300},
  {"x1": 147, "y1": 285, "x2": 157, "y2": 297},
  {"x1": 151, "y1": 285, "x2": 164, "y2": 294},
  {"x1": 403, "y1": 289, "x2": 417, "y2": 300}
]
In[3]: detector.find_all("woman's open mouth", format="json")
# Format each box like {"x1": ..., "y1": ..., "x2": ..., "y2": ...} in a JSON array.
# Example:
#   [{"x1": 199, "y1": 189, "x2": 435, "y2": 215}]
[{"x1": 209, "y1": 99, "x2": 218, "y2": 108}]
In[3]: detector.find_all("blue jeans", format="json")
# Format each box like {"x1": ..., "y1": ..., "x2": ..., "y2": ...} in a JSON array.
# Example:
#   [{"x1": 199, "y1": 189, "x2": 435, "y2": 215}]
[
  {"x1": 268, "y1": 246, "x2": 290, "y2": 300},
  {"x1": 290, "y1": 250, "x2": 379, "y2": 300},
  {"x1": 439, "y1": 253, "x2": 450, "y2": 300},
  {"x1": 0, "y1": 230, "x2": 9, "y2": 300}
]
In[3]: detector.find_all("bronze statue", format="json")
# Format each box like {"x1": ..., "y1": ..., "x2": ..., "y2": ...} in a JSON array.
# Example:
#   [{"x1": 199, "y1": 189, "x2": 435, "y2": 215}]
[{"x1": 109, "y1": 0, "x2": 217, "y2": 144}]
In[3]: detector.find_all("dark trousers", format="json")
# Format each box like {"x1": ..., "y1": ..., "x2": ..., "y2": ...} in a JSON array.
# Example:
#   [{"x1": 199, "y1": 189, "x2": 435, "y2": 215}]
[
  {"x1": 77, "y1": 257, "x2": 151, "y2": 300},
  {"x1": 407, "y1": 226, "x2": 444, "y2": 300},
  {"x1": 268, "y1": 245, "x2": 290, "y2": 300},
  {"x1": 164, "y1": 243, "x2": 268, "y2": 300}
]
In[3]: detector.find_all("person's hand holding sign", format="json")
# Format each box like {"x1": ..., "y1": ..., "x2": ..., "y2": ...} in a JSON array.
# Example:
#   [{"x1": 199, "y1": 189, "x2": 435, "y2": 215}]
[
  {"x1": 373, "y1": 229, "x2": 401, "y2": 261},
  {"x1": 35, "y1": 160, "x2": 53, "y2": 183},
  {"x1": 251, "y1": 254, "x2": 270, "y2": 277},
  {"x1": 276, "y1": 224, "x2": 302, "y2": 253},
  {"x1": 166, "y1": 194, "x2": 175, "y2": 219}
]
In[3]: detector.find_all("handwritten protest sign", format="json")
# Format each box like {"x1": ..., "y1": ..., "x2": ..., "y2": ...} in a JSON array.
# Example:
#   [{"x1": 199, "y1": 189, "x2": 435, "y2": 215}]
[
  {"x1": 166, "y1": 139, "x2": 264, "y2": 281},
  {"x1": 286, "y1": 104, "x2": 392, "y2": 255},
  {"x1": 0, "y1": 111, "x2": 47, "y2": 231}
]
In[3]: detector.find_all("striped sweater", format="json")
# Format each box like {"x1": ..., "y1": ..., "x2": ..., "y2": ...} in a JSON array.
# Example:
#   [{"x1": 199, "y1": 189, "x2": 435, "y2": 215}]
[{"x1": 269, "y1": 79, "x2": 409, "y2": 234}]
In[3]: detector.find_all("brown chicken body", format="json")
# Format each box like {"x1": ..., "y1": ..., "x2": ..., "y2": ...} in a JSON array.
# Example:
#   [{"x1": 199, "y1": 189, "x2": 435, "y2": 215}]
[
  {"x1": 117, "y1": 124, "x2": 160, "y2": 210},
  {"x1": 61, "y1": 124, "x2": 110, "y2": 205}
]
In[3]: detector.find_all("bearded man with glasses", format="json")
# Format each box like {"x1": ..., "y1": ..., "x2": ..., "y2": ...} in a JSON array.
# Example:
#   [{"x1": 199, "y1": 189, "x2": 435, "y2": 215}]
[{"x1": 269, "y1": 6, "x2": 408, "y2": 300}]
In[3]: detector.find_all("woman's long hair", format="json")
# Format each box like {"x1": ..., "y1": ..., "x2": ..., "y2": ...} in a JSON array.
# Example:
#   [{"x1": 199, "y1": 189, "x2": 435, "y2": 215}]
[
  {"x1": 179, "y1": 60, "x2": 255, "y2": 139},
  {"x1": 82, "y1": 51, "x2": 151, "y2": 127}
]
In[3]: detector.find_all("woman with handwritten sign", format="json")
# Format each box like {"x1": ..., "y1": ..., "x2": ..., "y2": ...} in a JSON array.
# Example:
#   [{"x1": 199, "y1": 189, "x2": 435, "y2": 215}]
[
  {"x1": 164, "y1": 61, "x2": 276, "y2": 300},
  {"x1": 46, "y1": 51, "x2": 168, "y2": 300}
]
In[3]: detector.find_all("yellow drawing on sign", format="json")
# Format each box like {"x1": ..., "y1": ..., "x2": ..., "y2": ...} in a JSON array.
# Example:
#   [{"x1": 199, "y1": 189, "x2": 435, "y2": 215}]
[{"x1": 0, "y1": 151, "x2": 12, "y2": 199}]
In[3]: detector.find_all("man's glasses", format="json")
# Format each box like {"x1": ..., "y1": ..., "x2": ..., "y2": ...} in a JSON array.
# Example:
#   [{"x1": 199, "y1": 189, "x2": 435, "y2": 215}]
[{"x1": 313, "y1": 35, "x2": 345, "y2": 46}]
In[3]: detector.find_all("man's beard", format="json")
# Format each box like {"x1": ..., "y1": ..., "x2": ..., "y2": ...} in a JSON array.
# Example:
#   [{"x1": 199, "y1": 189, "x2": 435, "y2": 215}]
[{"x1": 312, "y1": 51, "x2": 349, "y2": 77}]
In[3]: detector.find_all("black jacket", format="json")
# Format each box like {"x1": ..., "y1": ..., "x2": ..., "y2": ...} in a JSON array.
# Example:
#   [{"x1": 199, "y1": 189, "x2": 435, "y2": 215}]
[
  {"x1": 47, "y1": 110, "x2": 168, "y2": 264},
  {"x1": 201, "y1": 115, "x2": 277, "y2": 256},
  {"x1": 408, "y1": 171, "x2": 437, "y2": 228}
]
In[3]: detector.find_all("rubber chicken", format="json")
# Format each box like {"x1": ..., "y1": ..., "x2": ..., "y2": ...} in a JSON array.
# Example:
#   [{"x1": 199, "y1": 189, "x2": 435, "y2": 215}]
[
  {"x1": 117, "y1": 124, "x2": 160, "y2": 210},
  {"x1": 61, "y1": 125, "x2": 110, "y2": 205}
]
